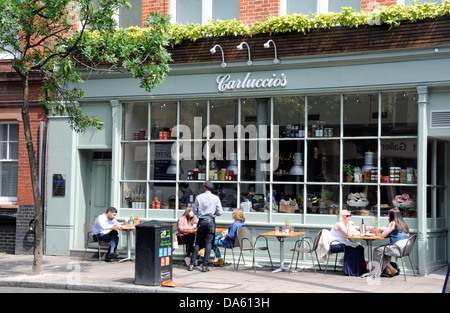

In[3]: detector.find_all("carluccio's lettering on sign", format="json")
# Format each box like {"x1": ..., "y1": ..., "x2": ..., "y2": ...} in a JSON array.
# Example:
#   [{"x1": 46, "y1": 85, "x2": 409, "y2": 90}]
[{"x1": 216, "y1": 72, "x2": 287, "y2": 92}]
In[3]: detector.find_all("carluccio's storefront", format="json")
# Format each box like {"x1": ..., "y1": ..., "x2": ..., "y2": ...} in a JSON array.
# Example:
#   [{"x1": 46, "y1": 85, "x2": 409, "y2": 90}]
[{"x1": 45, "y1": 17, "x2": 450, "y2": 276}]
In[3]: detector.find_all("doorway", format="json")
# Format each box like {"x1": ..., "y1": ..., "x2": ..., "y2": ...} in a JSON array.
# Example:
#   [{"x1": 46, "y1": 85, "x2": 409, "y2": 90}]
[{"x1": 87, "y1": 151, "x2": 112, "y2": 223}]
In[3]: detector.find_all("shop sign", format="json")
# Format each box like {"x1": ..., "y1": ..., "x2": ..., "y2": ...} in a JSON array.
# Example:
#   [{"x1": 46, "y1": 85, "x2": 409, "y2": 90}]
[{"x1": 216, "y1": 72, "x2": 287, "y2": 92}]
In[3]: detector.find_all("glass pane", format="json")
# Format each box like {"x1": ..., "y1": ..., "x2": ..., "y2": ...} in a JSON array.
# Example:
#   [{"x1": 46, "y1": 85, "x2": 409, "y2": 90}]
[
  {"x1": 213, "y1": 0, "x2": 239, "y2": 20},
  {"x1": 307, "y1": 95, "x2": 340, "y2": 139},
  {"x1": 123, "y1": 102, "x2": 148, "y2": 141},
  {"x1": 214, "y1": 183, "x2": 237, "y2": 211},
  {"x1": 273, "y1": 183, "x2": 304, "y2": 213},
  {"x1": 149, "y1": 182, "x2": 176, "y2": 210},
  {"x1": 241, "y1": 98, "x2": 271, "y2": 139},
  {"x1": 274, "y1": 96, "x2": 306, "y2": 138},
  {"x1": 0, "y1": 124, "x2": 7, "y2": 141},
  {"x1": 328, "y1": 0, "x2": 361, "y2": 12},
  {"x1": 0, "y1": 143, "x2": 6, "y2": 160},
  {"x1": 151, "y1": 142, "x2": 176, "y2": 181},
  {"x1": 344, "y1": 93, "x2": 378, "y2": 137},
  {"x1": 207, "y1": 139, "x2": 236, "y2": 181},
  {"x1": 9, "y1": 142, "x2": 18, "y2": 160},
  {"x1": 122, "y1": 142, "x2": 147, "y2": 180},
  {"x1": 177, "y1": 0, "x2": 202, "y2": 24},
  {"x1": 0, "y1": 162, "x2": 18, "y2": 197},
  {"x1": 287, "y1": 0, "x2": 317, "y2": 15},
  {"x1": 381, "y1": 91, "x2": 418, "y2": 136},
  {"x1": 273, "y1": 139, "x2": 305, "y2": 182},
  {"x1": 177, "y1": 140, "x2": 206, "y2": 181},
  {"x1": 151, "y1": 101, "x2": 177, "y2": 140},
  {"x1": 180, "y1": 100, "x2": 207, "y2": 137},
  {"x1": 178, "y1": 182, "x2": 204, "y2": 210},
  {"x1": 9, "y1": 124, "x2": 19, "y2": 141},
  {"x1": 437, "y1": 187, "x2": 445, "y2": 218},
  {"x1": 380, "y1": 185, "x2": 417, "y2": 218},
  {"x1": 344, "y1": 184, "x2": 377, "y2": 216},
  {"x1": 380, "y1": 138, "x2": 417, "y2": 184},
  {"x1": 240, "y1": 183, "x2": 267, "y2": 212},
  {"x1": 119, "y1": 0, "x2": 142, "y2": 28},
  {"x1": 436, "y1": 141, "x2": 446, "y2": 186},
  {"x1": 307, "y1": 140, "x2": 340, "y2": 182},
  {"x1": 210, "y1": 99, "x2": 238, "y2": 139},
  {"x1": 241, "y1": 139, "x2": 270, "y2": 182},
  {"x1": 427, "y1": 140, "x2": 432, "y2": 185},
  {"x1": 343, "y1": 139, "x2": 378, "y2": 183},
  {"x1": 121, "y1": 182, "x2": 146, "y2": 209},
  {"x1": 305, "y1": 185, "x2": 340, "y2": 215}
]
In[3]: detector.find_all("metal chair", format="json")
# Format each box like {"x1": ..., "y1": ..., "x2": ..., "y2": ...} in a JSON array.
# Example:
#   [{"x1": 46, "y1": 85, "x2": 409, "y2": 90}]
[
  {"x1": 325, "y1": 239, "x2": 346, "y2": 274},
  {"x1": 214, "y1": 235, "x2": 240, "y2": 270},
  {"x1": 382, "y1": 234, "x2": 417, "y2": 281},
  {"x1": 289, "y1": 230, "x2": 323, "y2": 274},
  {"x1": 82, "y1": 222, "x2": 110, "y2": 261},
  {"x1": 236, "y1": 227, "x2": 273, "y2": 272}
]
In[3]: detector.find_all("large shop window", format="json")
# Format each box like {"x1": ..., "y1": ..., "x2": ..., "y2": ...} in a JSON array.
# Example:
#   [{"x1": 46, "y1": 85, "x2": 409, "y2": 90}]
[
  {"x1": 120, "y1": 91, "x2": 421, "y2": 218},
  {"x1": 0, "y1": 123, "x2": 19, "y2": 204}
]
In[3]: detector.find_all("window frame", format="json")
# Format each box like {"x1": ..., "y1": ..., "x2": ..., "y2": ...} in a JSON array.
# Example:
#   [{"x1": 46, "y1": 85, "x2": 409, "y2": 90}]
[{"x1": 0, "y1": 123, "x2": 19, "y2": 204}]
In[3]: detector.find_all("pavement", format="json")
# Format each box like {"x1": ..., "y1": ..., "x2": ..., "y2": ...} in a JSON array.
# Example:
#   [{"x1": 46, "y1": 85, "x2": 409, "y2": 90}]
[{"x1": 0, "y1": 253, "x2": 448, "y2": 295}]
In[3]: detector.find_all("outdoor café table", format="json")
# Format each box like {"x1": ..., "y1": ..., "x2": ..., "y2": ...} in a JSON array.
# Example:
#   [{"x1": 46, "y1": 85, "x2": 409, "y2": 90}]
[
  {"x1": 258, "y1": 231, "x2": 306, "y2": 273},
  {"x1": 182, "y1": 227, "x2": 228, "y2": 235},
  {"x1": 110, "y1": 224, "x2": 136, "y2": 263},
  {"x1": 345, "y1": 235, "x2": 384, "y2": 277}
]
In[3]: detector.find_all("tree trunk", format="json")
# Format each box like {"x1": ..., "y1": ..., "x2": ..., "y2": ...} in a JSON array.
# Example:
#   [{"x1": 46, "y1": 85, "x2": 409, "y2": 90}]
[{"x1": 21, "y1": 73, "x2": 44, "y2": 275}]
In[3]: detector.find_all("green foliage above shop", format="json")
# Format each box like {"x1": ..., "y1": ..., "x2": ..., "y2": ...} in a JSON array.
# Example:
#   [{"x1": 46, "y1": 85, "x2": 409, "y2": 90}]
[{"x1": 167, "y1": 1, "x2": 450, "y2": 45}]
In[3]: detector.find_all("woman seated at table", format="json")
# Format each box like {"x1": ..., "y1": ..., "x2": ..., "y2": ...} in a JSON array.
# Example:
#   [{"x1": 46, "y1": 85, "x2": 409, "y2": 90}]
[
  {"x1": 212, "y1": 209, "x2": 246, "y2": 267},
  {"x1": 176, "y1": 207, "x2": 198, "y2": 266},
  {"x1": 373, "y1": 207, "x2": 410, "y2": 277},
  {"x1": 329, "y1": 210, "x2": 366, "y2": 276}
]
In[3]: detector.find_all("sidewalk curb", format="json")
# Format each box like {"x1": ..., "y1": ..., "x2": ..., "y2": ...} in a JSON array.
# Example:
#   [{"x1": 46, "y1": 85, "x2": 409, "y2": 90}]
[{"x1": 0, "y1": 278, "x2": 202, "y2": 293}]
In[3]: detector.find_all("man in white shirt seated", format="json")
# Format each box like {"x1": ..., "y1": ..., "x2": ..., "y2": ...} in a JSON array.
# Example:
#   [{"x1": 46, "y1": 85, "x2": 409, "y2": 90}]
[{"x1": 92, "y1": 207, "x2": 120, "y2": 262}]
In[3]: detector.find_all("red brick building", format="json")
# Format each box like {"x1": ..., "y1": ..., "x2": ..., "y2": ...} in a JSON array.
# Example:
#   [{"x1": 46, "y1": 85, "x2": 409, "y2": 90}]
[{"x1": 0, "y1": 60, "x2": 48, "y2": 254}]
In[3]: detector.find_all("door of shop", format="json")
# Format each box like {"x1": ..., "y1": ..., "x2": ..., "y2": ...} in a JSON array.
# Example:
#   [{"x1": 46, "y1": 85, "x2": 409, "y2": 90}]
[{"x1": 88, "y1": 153, "x2": 112, "y2": 223}]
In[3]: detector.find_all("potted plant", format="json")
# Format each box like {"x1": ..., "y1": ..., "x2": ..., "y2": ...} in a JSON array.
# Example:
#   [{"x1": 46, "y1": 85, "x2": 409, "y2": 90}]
[
  {"x1": 343, "y1": 163, "x2": 354, "y2": 182},
  {"x1": 321, "y1": 189, "x2": 333, "y2": 206},
  {"x1": 296, "y1": 190, "x2": 304, "y2": 207}
]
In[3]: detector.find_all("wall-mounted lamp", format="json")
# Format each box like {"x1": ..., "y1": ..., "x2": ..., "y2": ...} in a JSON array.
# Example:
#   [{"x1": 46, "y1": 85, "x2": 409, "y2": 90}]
[
  {"x1": 210, "y1": 44, "x2": 227, "y2": 68},
  {"x1": 237, "y1": 42, "x2": 252, "y2": 66},
  {"x1": 264, "y1": 39, "x2": 279, "y2": 64}
]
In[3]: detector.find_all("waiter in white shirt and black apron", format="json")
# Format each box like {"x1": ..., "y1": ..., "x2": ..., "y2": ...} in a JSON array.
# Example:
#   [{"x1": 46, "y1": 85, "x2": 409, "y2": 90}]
[{"x1": 188, "y1": 181, "x2": 223, "y2": 272}]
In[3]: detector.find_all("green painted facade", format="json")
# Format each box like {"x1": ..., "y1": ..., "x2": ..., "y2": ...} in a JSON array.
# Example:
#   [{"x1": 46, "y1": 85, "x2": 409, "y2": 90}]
[{"x1": 45, "y1": 44, "x2": 450, "y2": 275}]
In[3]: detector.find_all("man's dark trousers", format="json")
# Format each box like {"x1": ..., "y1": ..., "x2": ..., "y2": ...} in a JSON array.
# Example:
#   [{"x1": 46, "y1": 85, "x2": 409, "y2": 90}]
[
  {"x1": 93, "y1": 230, "x2": 119, "y2": 255},
  {"x1": 191, "y1": 218, "x2": 215, "y2": 267}
]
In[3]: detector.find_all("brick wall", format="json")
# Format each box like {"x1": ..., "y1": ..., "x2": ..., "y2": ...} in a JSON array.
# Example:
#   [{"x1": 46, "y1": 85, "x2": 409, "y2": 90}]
[
  {"x1": 240, "y1": 0, "x2": 280, "y2": 24},
  {"x1": 142, "y1": 0, "x2": 171, "y2": 26},
  {"x1": 361, "y1": 0, "x2": 400, "y2": 11},
  {"x1": 0, "y1": 214, "x2": 16, "y2": 254},
  {"x1": 0, "y1": 61, "x2": 47, "y2": 255},
  {"x1": 140, "y1": 1, "x2": 401, "y2": 26}
]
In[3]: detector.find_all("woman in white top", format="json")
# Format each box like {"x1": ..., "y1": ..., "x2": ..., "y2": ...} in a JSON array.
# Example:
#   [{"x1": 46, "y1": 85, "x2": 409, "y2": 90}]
[{"x1": 329, "y1": 210, "x2": 366, "y2": 276}]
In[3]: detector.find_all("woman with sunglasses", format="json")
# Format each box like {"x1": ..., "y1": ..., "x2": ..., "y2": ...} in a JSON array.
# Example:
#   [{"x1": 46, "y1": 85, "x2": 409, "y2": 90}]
[{"x1": 329, "y1": 210, "x2": 366, "y2": 276}]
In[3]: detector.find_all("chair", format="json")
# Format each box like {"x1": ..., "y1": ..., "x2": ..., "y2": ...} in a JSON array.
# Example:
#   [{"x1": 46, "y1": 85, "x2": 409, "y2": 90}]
[
  {"x1": 82, "y1": 222, "x2": 110, "y2": 261},
  {"x1": 217, "y1": 235, "x2": 241, "y2": 269},
  {"x1": 236, "y1": 227, "x2": 273, "y2": 272},
  {"x1": 382, "y1": 234, "x2": 417, "y2": 281},
  {"x1": 325, "y1": 239, "x2": 346, "y2": 275},
  {"x1": 289, "y1": 231, "x2": 322, "y2": 274}
]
